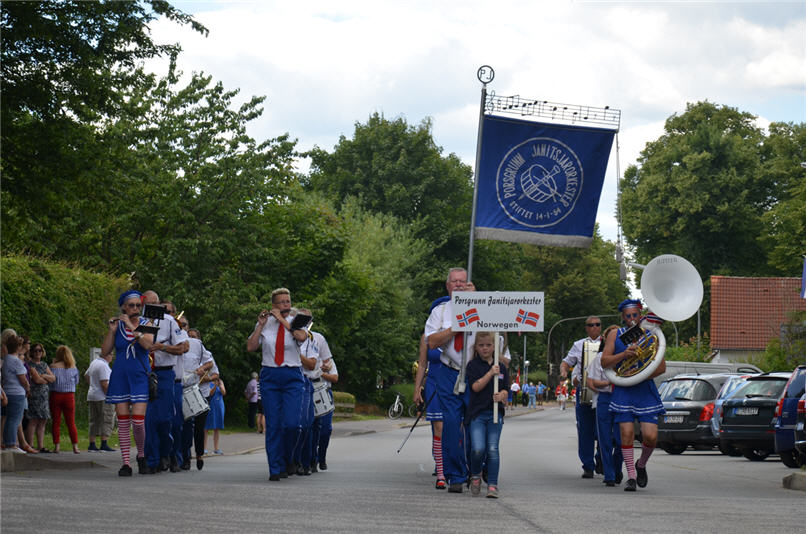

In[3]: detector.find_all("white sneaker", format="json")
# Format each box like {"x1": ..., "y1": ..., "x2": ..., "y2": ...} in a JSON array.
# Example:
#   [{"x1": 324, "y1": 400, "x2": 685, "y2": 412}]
[{"x1": 8, "y1": 447, "x2": 26, "y2": 454}]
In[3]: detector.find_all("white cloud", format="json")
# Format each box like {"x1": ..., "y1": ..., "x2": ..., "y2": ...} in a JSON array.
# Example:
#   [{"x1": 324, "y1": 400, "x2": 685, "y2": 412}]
[{"x1": 150, "y1": 0, "x2": 805, "y2": 244}]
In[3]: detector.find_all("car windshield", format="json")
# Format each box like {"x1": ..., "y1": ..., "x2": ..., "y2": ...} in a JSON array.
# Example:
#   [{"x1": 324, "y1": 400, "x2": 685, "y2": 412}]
[
  {"x1": 660, "y1": 379, "x2": 717, "y2": 402},
  {"x1": 717, "y1": 376, "x2": 749, "y2": 400},
  {"x1": 728, "y1": 379, "x2": 787, "y2": 399}
]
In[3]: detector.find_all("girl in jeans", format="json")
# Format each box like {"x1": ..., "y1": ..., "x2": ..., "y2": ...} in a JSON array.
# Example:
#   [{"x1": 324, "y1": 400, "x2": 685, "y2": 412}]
[
  {"x1": 2, "y1": 335, "x2": 31, "y2": 452},
  {"x1": 465, "y1": 331, "x2": 509, "y2": 498}
]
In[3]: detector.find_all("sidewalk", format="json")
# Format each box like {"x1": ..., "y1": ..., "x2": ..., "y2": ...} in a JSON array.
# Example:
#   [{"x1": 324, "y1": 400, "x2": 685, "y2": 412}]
[{"x1": 1, "y1": 404, "x2": 546, "y2": 473}]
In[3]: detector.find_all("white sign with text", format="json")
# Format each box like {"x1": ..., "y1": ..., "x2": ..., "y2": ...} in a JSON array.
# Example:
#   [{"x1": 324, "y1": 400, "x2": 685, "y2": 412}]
[{"x1": 450, "y1": 291, "x2": 544, "y2": 332}]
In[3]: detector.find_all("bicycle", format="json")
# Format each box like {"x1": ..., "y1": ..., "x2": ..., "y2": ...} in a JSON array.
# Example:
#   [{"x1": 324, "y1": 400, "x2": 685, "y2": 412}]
[{"x1": 388, "y1": 392, "x2": 404, "y2": 419}]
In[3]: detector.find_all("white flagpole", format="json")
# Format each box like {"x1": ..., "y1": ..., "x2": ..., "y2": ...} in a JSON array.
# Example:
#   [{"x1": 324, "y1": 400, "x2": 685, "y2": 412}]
[{"x1": 493, "y1": 331, "x2": 500, "y2": 423}]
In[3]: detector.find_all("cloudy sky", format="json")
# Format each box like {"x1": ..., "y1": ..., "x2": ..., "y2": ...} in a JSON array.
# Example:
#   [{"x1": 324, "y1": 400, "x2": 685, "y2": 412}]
[{"x1": 153, "y1": 0, "x2": 806, "y2": 244}]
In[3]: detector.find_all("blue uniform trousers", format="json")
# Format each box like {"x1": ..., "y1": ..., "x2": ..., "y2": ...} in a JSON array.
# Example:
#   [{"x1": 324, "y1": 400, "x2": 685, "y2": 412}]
[
  {"x1": 260, "y1": 365, "x2": 306, "y2": 475},
  {"x1": 575, "y1": 388, "x2": 599, "y2": 472},
  {"x1": 434, "y1": 364, "x2": 468, "y2": 485},
  {"x1": 312, "y1": 402, "x2": 333, "y2": 464},
  {"x1": 596, "y1": 391, "x2": 623, "y2": 482},
  {"x1": 171, "y1": 382, "x2": 185, "y2": 464},
  {"x1": 145, "y1": 369, "x2": 176, "y2": 467},
  {"x1": 297, "y1": 377, "x2": 315, "y2": 467}
]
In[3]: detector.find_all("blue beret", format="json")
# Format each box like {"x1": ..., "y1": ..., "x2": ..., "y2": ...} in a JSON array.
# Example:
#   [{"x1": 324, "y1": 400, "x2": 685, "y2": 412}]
[
  {"x1": 618, "y1": 298, "x2": 643, "y2": 312},
  {"x1": 118, "y1": 290, "x2": 142, "y2": 307}
]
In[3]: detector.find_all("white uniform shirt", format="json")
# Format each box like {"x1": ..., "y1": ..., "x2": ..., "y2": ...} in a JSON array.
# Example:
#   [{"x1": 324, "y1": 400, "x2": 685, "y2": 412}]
[
  {"x1": 586, "y1": 353, "x2": 613, "y2": 405},
  {"x1": 563, "y1": 336, "x2": 602, "y2": 384},
  {"x1": 256, "y1": 315, "x2": 302, "y2": 368},
  {"x1": 85, "y1": 358, "x2": 112, "y2": 401},
  {"x1": 424, "y1": 300, "x2": 475, "y2": 368},
  {"x1": 300, "y1": 331, "x2": 333, "y2": 379},
  {"x1": 322, "y1": 359, "x2": 338, "y2": 390},
  {"x1": 151, "y1": 314, "x2": 189, "y2": 370},
  {"x1": 181, "y1": 338, "x2": 214, "y2": 386}
]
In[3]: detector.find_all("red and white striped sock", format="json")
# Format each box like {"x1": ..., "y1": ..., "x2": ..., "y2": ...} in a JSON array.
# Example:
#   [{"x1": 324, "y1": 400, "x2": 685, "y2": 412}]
[
  {"x1": 637, "y1": 442, "x2": 655, "y2": 468},
  {"x1": 433, "y1": 436, "x2": 445, "y2": 480},
  {"x1": 132, "y1": 414, "x2": 146, "y2": 458},
  {"x1": 622, "y1": 445, "x2": 636, "y2": 479},
  {"x1": 118, "y1": 415, "x2": 131, "y2": 466}
]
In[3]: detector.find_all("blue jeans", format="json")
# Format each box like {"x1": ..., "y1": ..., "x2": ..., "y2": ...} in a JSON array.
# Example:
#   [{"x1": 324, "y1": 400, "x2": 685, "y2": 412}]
[
  {"x1": 2, "y1": 394, "x2": 26, "y2": 447},
  {"x1": 469, "y1": 411, "x2": 503, "y2": 486}
]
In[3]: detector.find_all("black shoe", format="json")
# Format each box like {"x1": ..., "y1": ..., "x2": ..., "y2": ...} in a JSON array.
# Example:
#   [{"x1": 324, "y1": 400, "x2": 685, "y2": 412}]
[
  {"x1": 581, "y1": 469, "x2": 594, "y2": 479},
  {"x1": 432, "y1": 469, "x2": 437, "y2": 476},
  {"x1": 595, "y1": 458, "x2": 603, "y2": 475},
  {"x1": 159, "y1": 457, "x2": 170, "y2": 472},
  {"x1": 310, "y1": 463, "x2": 318, "y2": 473},
  {"x1": 118, "y1": 464, "x2": 133, "y2": 477},
  {"x1": 319, "y1": 461, "x2": 327, "y2": 471},
  {"x1": 624, "y1": 479, "x2": 637, "y2": 492},
  {"x1": 279, "y1": 472, "x2": 288, "y2": 479},
  {"x1": 448, "y1": 483, "x2": 464, "y2": 493},
  {"x1": 604, "y1": 480, "x2": 616, "y2": 487},
  {"x1": 88, "y1": 443, "x2": 99, "y2": 452},
  {"x1": 615, "y1": 471, "x2": 624, "y2": 484},
  {"x1": 169, "y1": 458, "x2": 180, "y2": 473},
  {"x1": 196, "y1": 458, "x2": 204, "y2": 471},
  {"x1": 137, "y1": 457, "x2": 147, "y2": 474},
  {"x1": 287, "y1": 462, "x2": 297, "y2": 476},
  {"x1": 302, "y1": 467, "x2": 311, "y2": 476},
  {"x1": 181, "y1": 458, "x2": 191, "y2": 471},
  {"x1": 100, "y1": 444, "x2": 116, "y2": 452},
  {"x1": 141, "y1": 465, "x2": 158, "y2": 475},
  {"x1": 635, "y1": 462, "x2": 648, "y2": 488},
  {"x1": 295, "y1": 465, "x2": 305, "y2": 476},
  {"x1": 269, "y1": 474, "x2": 281, "y2": 481}
]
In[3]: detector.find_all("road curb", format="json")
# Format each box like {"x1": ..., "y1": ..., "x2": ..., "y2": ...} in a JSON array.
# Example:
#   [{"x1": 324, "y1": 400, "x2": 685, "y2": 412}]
[
  {"x1": 782, "y1": 471, "x2": 806, "y2": 491},
  {"x1": 1, "y1": 450, "x2": 108, "y2": 472}
]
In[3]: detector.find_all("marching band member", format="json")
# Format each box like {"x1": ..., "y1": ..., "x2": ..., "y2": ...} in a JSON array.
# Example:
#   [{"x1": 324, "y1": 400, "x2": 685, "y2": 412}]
[
  {"x1": 586, "y1": 325, "x2": 623, "y2": 487},
  {"x1": 295, "y1": 309, "x2": 330, "y2": 475},
  {"x1": 560, "y1": 316, "x2": 603, "y2": 479},
  {"x1": 425, "y1": 268, "x2": 475, "y2": 493},
  {"x1": 102, "y1": 290, "x2": 154, "y2": 476},
  {"x1": 414, "y1": 295, "x2": 450, "y2": 489},
  {"x1": 601, "y1": 299, "x2": 666, "y2": 492},
  {"x1": 246, "y1": 288, "x2": 310, "y2": 481},
  {"x1": 141, "y1": 290, "x2": 189, "y2": 474},
  {"x1": 312, "y1": 354, "x2": 338, "y2": 471},
  {"x1": 179, "y1": 324, "x2": 213, "y2": 470}
]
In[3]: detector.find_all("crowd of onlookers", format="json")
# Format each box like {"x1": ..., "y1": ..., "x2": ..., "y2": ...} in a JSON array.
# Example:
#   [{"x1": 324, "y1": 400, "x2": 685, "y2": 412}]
[{"x1": 1, "y1": 329, "x2": 81, "y2": 454}]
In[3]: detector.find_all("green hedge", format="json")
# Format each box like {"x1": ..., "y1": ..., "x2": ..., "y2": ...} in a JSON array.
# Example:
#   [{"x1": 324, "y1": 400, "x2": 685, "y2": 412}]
[{"x1": 1, "y1": 253, "x2": 130, "y2": 433}]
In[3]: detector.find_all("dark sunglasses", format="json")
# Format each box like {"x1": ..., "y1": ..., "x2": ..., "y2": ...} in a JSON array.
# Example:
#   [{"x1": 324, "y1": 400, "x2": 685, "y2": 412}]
[
  {"x1": 624, "y1": 312, "x2": 640, "y2": 318},
  {"x1": 586, "y1": 323, "x2": 601, "y2": 327}
]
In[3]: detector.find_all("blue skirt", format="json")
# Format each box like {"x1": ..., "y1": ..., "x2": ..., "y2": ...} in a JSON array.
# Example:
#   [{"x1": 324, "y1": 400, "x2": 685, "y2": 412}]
[
  {"x1": 425, "y1": 362, "x2": 444, "y2": 421},
  {"x1": 205, "y1": 390, "x2": 225, "y2": 429},
  {"x1": 609, "y1": 380, "x2": 664, "y2": 418}
]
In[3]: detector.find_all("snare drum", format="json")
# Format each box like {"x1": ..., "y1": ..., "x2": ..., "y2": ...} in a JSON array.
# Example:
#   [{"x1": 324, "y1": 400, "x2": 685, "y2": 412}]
[
  {"x1": 312, "y1": 379, "x2": 334, "y2": 417},
  {"x1": 182, "y1": 384, "x2": 210, "y2": 420}
]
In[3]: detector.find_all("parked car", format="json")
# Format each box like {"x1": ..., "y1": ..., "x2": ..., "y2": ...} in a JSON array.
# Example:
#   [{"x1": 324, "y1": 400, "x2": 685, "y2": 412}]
[
  {"x1": 711, "y1": 374, "x2": 757, "y2": 456},
  {"x1": 653, "y1": 361, "x2": 761, "y2": 386},
  {"x1": 794, "y1": 392, "x2": 806, "y2": 457},
  {"x1": 774, "y1": 364, "x2": 806, "y2": 468},
  {"x1": 657, "y1": 373, "x2": 734, "y2": 455},
  {"x1": 719, "y1": 372, "x2": 791, "y2": 461}
]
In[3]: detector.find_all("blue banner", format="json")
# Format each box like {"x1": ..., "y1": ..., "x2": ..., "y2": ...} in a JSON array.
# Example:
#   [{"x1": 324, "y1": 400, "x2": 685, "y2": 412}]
[{"x1": 475, "y1": 115, "x2": 615, "y2": 248}]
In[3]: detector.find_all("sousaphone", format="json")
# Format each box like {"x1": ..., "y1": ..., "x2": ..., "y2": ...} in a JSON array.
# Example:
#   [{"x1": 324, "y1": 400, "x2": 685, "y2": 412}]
[{"x1": 605, "y1": 254, "x2": 703, "y2": 387}]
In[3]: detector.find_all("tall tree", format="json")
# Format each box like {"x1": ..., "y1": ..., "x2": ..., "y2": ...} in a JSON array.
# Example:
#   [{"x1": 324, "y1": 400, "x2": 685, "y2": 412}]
[
  {"x1": 305, "y1": 113, "x2": 474, "y2": 278},
  {"x1": 620, "y1": 101, "x2": 773, "y2": 277}
]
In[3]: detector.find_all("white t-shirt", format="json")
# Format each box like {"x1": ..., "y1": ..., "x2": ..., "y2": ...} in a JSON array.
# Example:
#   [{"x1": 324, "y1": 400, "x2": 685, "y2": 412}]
[
  {"x1": 85, "y1": 357, "x2": 112, "y2": 401},
  {"x1": 300, "y1": 331, "x2": 333, "y2": 379},
  {"x1": 424, "y1": 300, "x2": 475, "y2": 368},
  {"x1": 151, "y1": 314, "x2": 189, "y2": 370}
]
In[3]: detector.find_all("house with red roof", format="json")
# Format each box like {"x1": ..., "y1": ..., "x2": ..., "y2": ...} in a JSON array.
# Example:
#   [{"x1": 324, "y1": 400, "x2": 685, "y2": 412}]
[{"x1": 710, "y1": 276, "x2": 806, "y2": 363}]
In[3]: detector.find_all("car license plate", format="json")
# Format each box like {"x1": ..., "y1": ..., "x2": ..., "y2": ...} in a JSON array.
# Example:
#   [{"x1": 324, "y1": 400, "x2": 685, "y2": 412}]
[
  {"x1": 735, "y1": 407, "x2": 759, "y2": 415},
  {"x1": 664, "y1": 415, "x2": 684, "y2": 424}
]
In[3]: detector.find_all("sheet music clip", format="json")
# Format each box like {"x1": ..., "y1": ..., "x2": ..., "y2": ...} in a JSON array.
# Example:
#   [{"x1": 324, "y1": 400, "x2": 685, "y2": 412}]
[
  {"x1": 142, "y1": 304, "x2": 167, "y2": 321},
  {"x1": 619, "y1": 324, "x2": 643, "y2": 345},
  {"x1": 135, "y1": 324, "x2": 159, "y2": 336},
  {"x1": 290, "y1": 313, "x2": 312, "y2": 331}
]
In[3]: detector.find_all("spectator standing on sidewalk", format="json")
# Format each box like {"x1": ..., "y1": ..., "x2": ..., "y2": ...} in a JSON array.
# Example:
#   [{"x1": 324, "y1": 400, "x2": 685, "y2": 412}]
[
  {"x1": 245, "y1": 372, "x2": 259, "y2": 429},
  {"x1": 86, "y1": 350, "x2": 116, "y2": 452}
]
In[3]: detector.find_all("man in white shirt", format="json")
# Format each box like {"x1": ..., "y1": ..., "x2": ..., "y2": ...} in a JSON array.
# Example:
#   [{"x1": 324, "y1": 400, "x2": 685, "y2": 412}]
[{"x1": 86, "y1": 351, "x2": 116, "y2": 452}]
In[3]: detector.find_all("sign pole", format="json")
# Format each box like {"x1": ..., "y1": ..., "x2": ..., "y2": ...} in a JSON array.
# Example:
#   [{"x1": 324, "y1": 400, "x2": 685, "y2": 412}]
[{"x1": 493, "y1": 331, "x2": 500, "y2": 423}]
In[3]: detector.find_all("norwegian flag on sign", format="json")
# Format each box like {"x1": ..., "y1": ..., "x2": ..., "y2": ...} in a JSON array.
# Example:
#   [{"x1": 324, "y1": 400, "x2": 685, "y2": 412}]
[
  {"x1": 456, "y1": 308, "x2": 480, "y2": 328},
  {"x1": 515, "y1": 309, "x2": 540, "y2": 327}
]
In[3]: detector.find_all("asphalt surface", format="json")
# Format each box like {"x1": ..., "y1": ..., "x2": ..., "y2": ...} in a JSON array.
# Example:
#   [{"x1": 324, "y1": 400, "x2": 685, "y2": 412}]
[{"x1": 2, "y1": 402, "x2": 804, "y2": 533}]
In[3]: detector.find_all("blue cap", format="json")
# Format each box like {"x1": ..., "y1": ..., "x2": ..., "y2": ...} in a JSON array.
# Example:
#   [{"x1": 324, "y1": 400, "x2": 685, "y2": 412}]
[
  {"x1": 618, "y1": 298, "x2": 643, "y2": 312},
  {"x1": 118, "y1": 290, "x2": 142, "y2": 307}
]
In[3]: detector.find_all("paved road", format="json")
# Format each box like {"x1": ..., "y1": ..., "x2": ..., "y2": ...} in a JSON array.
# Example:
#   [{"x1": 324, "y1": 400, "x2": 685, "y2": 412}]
[{"x1": 2, "y1": 405, "x2": 802, "y2": 533}]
